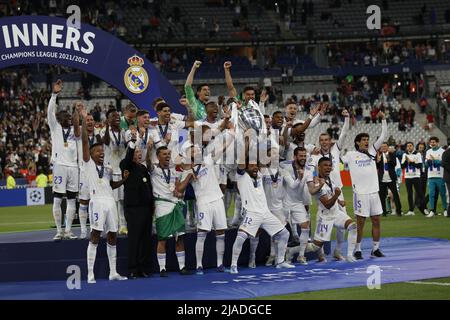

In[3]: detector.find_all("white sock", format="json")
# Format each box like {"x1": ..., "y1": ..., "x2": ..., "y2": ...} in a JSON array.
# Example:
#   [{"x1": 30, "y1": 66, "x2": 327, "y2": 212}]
[
  {"x1": 52, "y1": 197, "x2": 62, "y2": 233},
  {"x1": 117, "y1": 200, "x2": 126, "y2": 228},
  {"x1": 299, "y1": 228, "x2": 310, "y2": 257},
  {"x1": 87, "y1": 242, "x2": 98, "y2": 276},
  {"x1": 79, "y1": 204, "x2": 88, "y2": 233},
  {"x1": 273, "y1": 228, "x2": 290, "y2": 264},
  {"x1": 290, "y1": 221, "x2": 300, "y2": 239},
  {"x1": 269, "y1": 238, "x2": 276, "y2": 257},
  {"x1": 347, "y1": 224, "x2": 357, "y2": 256},
  {"x1": 249, "y1": 236, "x2": 259, "y2": 262},
  {"x1": 176, "y1": 251, "x2": 185, "y2": 270},
  {"x1": 216, "y1": 234, "x2": 225, "y2": 267},
  {"x1": 373, "y1": 241, "x2": 380, "y2": 251},
  {"x1": 355, "y1": 242, "x2": 362, "y2": 252},
  {"x1": 64, "y1": 199, "x2": 76, "y2": 233},
  {"x1": 336, "y1": 228, "x2": 345, "y2": 252},
  {"x1": 231, "y1": 231, "x2": 248, "y2": 267},
  {"x1": 106, "y1": 243, "x2": 117, "y2": 275},
  {"x1": 195, "y1": 232, "x2": 207, "y2": 268},
  {"x1": 157, "y1": 253, "x2": 166, "y2": 271}
]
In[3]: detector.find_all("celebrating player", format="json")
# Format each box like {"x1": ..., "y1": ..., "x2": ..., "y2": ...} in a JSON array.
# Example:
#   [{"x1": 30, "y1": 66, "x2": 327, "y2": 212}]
[
  {"x1": 341, "y1": 111, "x2": 387, "y2": 259},
  {"x1": 48, "y1": 80, "x2": 80, "y2": 241},
  {"x1": 80, "y1": 107, "x2": 128, "y2": 284}
]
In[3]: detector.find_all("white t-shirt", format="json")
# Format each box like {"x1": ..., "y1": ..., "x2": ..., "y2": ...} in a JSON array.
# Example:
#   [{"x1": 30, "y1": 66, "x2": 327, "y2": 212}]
[
  {"x1": 48, "y1": 94, "x2": 79, "y2": 167},
  {"x1": 182, "y1": 154, "x2": 223, "y2": 206},
  {"x1": 316, "y1": 178, "x2": 339, "y2": 218},
  {"x1": 103, "y1": 128, "x2": 127, "y2": 175},
  {"x1": 150, "y1": 166, "x2": 180, "y2": 202},
  {"x1": 236, "y1": 169, "x2": 270, "y2": 214},
  {"x1": 401, "y1": 152, "x2": 422, "y2": 179},
  {"x1": 261, "y1": 167, "x2": 284, "y2": 212},
  {"x1": 426, "y1": 147, "x2": 445, "y2": 178},
  {"x1": 84, "y1": 159, "x2": 114, "y2": 200}
]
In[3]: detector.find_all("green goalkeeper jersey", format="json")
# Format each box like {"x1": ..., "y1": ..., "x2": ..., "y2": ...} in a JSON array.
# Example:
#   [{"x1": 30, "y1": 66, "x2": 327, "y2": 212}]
[{"x1": 184, "y1": 84, "x2": 206, "y2": 120}]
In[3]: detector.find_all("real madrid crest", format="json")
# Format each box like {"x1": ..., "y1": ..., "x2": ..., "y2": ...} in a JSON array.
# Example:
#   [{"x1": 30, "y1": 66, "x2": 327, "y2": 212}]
[{"x1": 124, "y1": 55, "x2": 149, "y2": 94}]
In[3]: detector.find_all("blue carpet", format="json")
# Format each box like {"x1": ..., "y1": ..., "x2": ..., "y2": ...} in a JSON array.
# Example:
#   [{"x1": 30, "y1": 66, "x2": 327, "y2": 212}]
[{"x1": 1, "y1": 237, "x2": 450, "y2": 300}]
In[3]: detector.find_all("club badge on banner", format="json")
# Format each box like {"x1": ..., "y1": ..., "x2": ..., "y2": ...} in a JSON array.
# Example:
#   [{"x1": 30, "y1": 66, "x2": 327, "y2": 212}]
[{"x1": 26, "y1": 188, "x2": 45, "y2": 206}]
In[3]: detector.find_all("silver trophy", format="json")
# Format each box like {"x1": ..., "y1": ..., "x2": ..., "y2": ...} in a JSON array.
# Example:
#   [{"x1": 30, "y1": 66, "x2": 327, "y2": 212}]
[{"x1": 230, "y1": 99, "x2": 265, "y2": 135}]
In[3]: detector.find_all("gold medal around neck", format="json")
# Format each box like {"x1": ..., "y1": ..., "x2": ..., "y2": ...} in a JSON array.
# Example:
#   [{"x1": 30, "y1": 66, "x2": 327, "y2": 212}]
[{"x1": 64, "y1": 142, "x2": 68, "y2": 148}]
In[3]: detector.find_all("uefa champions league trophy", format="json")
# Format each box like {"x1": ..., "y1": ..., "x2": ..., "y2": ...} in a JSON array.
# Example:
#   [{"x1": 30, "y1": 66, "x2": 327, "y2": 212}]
[{"x1": 230, "y1": 99, "x2": 266, "y2": 136}]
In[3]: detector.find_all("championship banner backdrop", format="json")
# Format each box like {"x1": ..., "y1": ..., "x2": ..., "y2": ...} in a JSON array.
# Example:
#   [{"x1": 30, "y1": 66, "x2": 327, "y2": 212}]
[
  {"x1": 26, "y1": 188, "x2": 45, "y2": 206},
  {"x1": 0, "y1": 15, "x2": 184, "y2": 116}
]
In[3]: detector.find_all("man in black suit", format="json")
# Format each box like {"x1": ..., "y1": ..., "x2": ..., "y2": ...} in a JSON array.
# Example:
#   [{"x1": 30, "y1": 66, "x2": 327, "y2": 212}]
[
  {"x1": 442, "y1": 140, "x2": 450, "y2": 217},
  {"x1": 377, "y1": 143, "x2": 403, "y2": 216},
  {"x1": 120, "y1": 129, "x2": 155, "y2": 278}
]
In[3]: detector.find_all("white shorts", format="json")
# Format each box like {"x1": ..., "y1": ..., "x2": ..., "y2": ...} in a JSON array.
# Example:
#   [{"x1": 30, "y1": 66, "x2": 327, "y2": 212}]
[
  {"x1": 52, "y1": 164, "x2": 79, "y2": 194},
  {"x1": 112, "y1": 173, "x2": 124, "y2": 201},
  {"x1": 314, "y1": 210, "x2": 352, "y2": 242},
  {"x1": 271, "y1": 208, "x2": 288, "y2": 225},
  {"x1": 286, "y1": 203, "x2": 310, "y2": 225},
  {"x1": 197, "y1": 198, "x2": 228, "y2": 231},
  {"x1": 79, "y1": 170, "x2": 90, "y2": 201},
  {"x1": 240, "y1": 208, "x2": 284, "y2": 238},
  {"x1": 353, "y1": 192, "x2": 383, "y2": 217},
  {"x1": 89, "y1": 198, "x2": 118, "y2": 233}
]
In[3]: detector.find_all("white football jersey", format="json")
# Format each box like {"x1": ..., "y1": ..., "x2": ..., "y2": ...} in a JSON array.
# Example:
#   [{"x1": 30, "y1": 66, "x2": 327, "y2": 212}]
[
  {"x1": 84, "y1": 159, "x2": 114, "y2": 200},
  {"x1": 305, "y1": 143, "x2": 343, "y2": 187},
  {"x1": 103, "y1": 128, "x2": 127, "y2": 174},
  {"x1": 182, "y1": 154, "x2": 223, "y2": 206},
  {"x1": 342, "y1": 151, "x2": 379, "y2": 194},
  {"x1": 260, "y1": 167, "x2": 284, "y2": 212},
  {"x1": 48, "y1": 94, "x2": 79, "y2": 167},
  {"x1": 149, "y1": 120, "x2": 186, "y2": 163},
  {"x1": 281, "y1": 162, "x2": 310, "y2": 206},
  {"x1": 236, "y1": 169, "x2": 270, "y2": 214},
  {"x1": 316, "y1": 178, "x2": 339, "y2": 218},
  {"x1": 150, "y1": 166, "x2": 180, "y2": 203}
]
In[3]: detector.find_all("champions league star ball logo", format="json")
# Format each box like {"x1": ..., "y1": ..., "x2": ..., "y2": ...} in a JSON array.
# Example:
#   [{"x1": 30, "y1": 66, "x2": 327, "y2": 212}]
[
  {"x1": 29, "y1": 190, "x2": 42, "y2": 203},
  {"x1": 124, "y1": 55, "x2": 149, "y2": 94}
]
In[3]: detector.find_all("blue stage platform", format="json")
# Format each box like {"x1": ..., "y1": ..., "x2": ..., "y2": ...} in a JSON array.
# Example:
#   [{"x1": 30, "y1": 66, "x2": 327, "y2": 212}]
[
  {"x1": 1, "y1": 237, "x2": 449, "y2": 300},
  {"x1": 0, "y1": 228, "x2": 329, "y2": 282}
]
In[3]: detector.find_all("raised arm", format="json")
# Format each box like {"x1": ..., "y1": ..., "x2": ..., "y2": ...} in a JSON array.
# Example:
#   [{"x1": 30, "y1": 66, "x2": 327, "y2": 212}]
[
  {"x1": 79, "y1": 107, "x2": 90, "y2": 163},
  {"x1": 103, "y1": 123, "x2": 111, "y2": 146},
  {"x1": 175, "y1": 173, "x2": 194, "y2": 194},
  {"x1": 184, "y1": 60, "x2": 206, "y2": 120},
  {"x1": 72, "y1": 103, "x2": 82, "y2": 138},
  {"x1": 110, "y1": 170, "x2": 129, "y2": 189},
  {"x1": 120, "y1": 130, "x2": 138, "y2": 172},
  {"x1": 47, "y1": 80, "x2": 63, "y2": 132},
  {"x1": 224, "y1": 61, "x2": 238, "y2": 98},
  {"x1": 336, "y1": 110, "x2": 350, "y2": 150},
  {"x1": 372, "y1": 112, "x2": 387, "y2": 152},
  {"x1": 289, "y1": 107, "x2": 319, "y2": 137}
]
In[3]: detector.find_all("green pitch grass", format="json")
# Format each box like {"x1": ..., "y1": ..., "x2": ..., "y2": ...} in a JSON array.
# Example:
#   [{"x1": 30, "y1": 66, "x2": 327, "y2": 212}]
[{"x1": 0, "y1": 186, "x2": 448, "y2": 299}]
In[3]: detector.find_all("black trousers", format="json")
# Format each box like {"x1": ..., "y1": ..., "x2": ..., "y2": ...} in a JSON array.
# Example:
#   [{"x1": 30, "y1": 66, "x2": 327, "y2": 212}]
[
  {"x1": 124, "y1": 206, "x2": 153, "y2": 274},
  {"x1": 405, "y1": 178, "x2": 425, "y2": 212},
  {"x1": 379, "y1": 181, "x2": 402, "y2": 215}
]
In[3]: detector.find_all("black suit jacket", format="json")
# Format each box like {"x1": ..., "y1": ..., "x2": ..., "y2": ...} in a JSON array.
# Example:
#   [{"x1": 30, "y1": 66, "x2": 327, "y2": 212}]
[
  {"x1": 120, "y1": 144, "x2": 155, "y2": 211},
  {"x1": 442, "y1": 148, "x2": 450, "y2": 183},
  {"x1": 376, "y1": 152, "x2": 398, "y2": 183}
]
